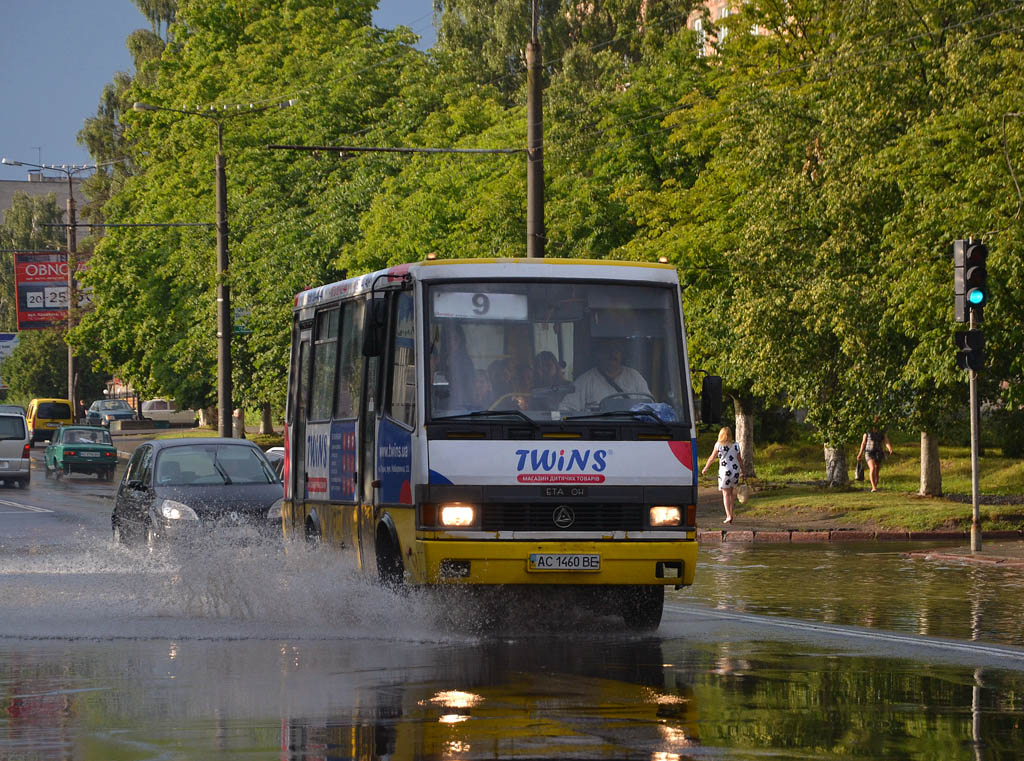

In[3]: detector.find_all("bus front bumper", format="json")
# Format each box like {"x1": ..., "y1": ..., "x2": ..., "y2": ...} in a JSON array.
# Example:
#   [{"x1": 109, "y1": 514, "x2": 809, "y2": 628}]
[{"x1": 418, "y1": 539, "x2": 697, "y2": 586}]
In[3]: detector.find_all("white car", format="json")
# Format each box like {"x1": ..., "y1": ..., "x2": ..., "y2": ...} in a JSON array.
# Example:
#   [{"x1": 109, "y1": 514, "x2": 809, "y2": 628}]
[{"x1": 141, "y1": 398, "x2": 197, "y2": 426}]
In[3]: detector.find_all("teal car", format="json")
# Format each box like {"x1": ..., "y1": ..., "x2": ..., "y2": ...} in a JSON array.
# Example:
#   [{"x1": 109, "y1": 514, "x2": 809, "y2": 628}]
[{"x1": 44, "y1": 425, "x2": 119, "y2": 481}]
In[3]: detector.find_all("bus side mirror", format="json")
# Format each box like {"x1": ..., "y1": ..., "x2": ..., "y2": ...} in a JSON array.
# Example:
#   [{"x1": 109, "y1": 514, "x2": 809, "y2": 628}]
[
  {"x1": 701, "y1": 375, "x2": 723, "y2": 424},
  {"x1": 362, "y1": 298, "x2": 389, "y2": 357}
]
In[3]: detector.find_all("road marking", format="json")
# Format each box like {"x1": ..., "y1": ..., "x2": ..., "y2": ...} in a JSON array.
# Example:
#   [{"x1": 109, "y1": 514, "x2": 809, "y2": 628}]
[
  {"x1": 0, "y1": 498, "x2": 53, "y2": 514},
  {"x1": 666, "y1": 603, "x2": 1024, "y2": 662}
]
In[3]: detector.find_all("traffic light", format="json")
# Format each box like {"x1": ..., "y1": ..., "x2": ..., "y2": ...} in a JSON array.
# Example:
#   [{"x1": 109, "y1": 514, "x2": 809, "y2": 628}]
[
  {"x1": 953, "y1": 238, "x2": 988, "y2": 323},
  {"x1": 954, "y1": 329, "x2": 985, "y2": 372}
]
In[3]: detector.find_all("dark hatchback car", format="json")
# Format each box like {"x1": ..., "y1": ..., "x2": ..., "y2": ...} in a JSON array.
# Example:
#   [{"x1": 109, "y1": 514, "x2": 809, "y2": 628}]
[
  {"x1": 86, "y1": 399, "x2": 136, "y2": 427},
  {"x1": 111, "y1": 438, "x2": 283, "y2": 545}
]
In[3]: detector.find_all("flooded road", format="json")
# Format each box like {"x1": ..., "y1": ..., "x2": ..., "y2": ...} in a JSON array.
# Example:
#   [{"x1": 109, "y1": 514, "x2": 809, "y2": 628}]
[{"x1": 2, "y1": 466, "x2": 1024, "y2": 759}]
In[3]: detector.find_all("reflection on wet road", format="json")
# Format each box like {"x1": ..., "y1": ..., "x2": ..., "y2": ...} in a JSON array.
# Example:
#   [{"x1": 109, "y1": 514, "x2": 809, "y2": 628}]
[
  {"x1": 1, "y1": 521, "x2": 1024, "y2": 758},
  {"x1": 680, "y1": 543, "x2": 1024, "y2": 646}
]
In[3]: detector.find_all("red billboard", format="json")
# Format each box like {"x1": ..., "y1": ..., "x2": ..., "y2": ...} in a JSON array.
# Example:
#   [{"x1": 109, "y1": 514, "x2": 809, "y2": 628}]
[{"x1": 14, "y1": 252, "x2": 69, "y2": 330}]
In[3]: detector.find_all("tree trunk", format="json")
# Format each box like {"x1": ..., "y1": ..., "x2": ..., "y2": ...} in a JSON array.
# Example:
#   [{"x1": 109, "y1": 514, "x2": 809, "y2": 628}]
[
  {"x1": 733, "y1": 395, "x2": 756, "y2": 478},
  {"x1": 823, "y1": 444, "x2": 848, "y2": 486},
  {"x1": 198, "y1": 407, "x2": 216, "y2": 429},
  {"x1": 920, "y1": 430, "x2": 942, "y2": 496},
  {"x1": 259, "y1": 402, "x2": 274, "y2": 435}
]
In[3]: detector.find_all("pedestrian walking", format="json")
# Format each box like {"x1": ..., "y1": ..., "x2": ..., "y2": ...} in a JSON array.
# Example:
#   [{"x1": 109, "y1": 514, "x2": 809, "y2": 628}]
[
  {"x1": 701, "y1": 426, "x2": 744, "y2": 524},
  {"x1": 856, "y1": 422, "x2": 893, "y2": 492}
]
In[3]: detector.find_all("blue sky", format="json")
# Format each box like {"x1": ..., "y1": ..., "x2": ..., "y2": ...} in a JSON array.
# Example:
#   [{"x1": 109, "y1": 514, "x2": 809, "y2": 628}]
[{"x1": 0, "y1": 1, "x2": 435, "y2": 173}]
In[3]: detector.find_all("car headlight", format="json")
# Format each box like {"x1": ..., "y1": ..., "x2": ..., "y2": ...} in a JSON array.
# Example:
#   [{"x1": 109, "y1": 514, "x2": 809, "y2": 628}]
[
  {"x1": 266, "y1": 498, "x2": 283, "y2": 522},
  {"x1": 649, "y1": 505, "x2": 682, "y2": 527},
  {"x1": 158, "y1": 499, "x2": 199, "y2": 521},
  {"x1": 439, "y1": 504, "x2": 476, "y2": 527}
]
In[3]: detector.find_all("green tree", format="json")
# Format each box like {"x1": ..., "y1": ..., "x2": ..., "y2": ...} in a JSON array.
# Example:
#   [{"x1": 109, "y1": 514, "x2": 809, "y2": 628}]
[{"x1": 0, "y1": 194, "x2": 65, "y2": 330}]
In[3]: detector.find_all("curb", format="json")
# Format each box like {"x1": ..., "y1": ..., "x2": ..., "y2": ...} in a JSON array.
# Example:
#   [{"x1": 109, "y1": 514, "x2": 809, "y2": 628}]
[{"x1": 697, "y1": 528, "x2": 1024, "y2": 544}]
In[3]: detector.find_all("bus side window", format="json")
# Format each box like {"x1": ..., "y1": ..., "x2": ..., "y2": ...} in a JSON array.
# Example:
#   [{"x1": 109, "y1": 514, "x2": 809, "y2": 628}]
[
  {"x1": 310, "y1": 308, "x2": 339, "y2": 421},
  {"x1": 336, "y1": 301, "x2": 364, "y2": 418},
  {"x1": 388, "y1": 292, "x2": 416, "y2": 428}
]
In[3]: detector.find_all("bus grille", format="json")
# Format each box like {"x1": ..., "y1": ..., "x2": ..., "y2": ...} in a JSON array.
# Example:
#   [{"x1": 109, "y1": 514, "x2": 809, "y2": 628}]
[{"x1": 481, "y1": 504, "x2": 645, "y2": 532}]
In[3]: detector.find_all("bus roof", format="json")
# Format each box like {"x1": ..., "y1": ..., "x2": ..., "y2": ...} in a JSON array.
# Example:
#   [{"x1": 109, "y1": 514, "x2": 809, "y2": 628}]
[{"x1": 294, "y1": 258, "x2": 679, "y2": 309}]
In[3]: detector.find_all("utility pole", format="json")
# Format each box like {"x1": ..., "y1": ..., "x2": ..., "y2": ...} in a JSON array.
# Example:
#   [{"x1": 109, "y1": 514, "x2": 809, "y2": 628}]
[
  {"x1": 66, "y1": 183, "x2": 78, "y2": 420},
  {"x1": 526, "y1": 0, "x2": 545, "y2": 258},
  {"x1": 215, "y1": 121, "x2": 231, "y2": 439}
]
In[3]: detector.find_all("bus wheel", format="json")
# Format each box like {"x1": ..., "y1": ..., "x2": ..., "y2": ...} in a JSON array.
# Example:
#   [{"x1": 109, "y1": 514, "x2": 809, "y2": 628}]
[
  {"x1": 621, "y1": 585, "x2": 664, "y2": 631},
  {"x1": 304, "y1": 519, "x2": 321, "y2": 545},
  {"x1": 376, "y1": 530, "x2": 405, "y2": 590}
]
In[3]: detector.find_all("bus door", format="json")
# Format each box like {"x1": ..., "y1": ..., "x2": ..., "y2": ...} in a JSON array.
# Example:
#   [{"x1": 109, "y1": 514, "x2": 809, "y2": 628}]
[
  {"x1": 291, "y1": 327, "x2": 312, "y2": 533},
  {"x1": 355, "y1": 297, "x2": 382, "y2": 569}
]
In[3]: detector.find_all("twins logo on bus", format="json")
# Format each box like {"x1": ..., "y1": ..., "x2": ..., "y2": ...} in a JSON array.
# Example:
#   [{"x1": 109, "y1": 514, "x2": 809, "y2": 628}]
[{"x1": 515, "y1": 448, "x2": 608, "y2": 484}]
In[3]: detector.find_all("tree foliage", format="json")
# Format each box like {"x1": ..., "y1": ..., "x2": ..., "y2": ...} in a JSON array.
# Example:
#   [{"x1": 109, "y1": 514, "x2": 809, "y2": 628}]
[{"x1": 72, "y1": 0, "x2": 1024, "y2": 481}]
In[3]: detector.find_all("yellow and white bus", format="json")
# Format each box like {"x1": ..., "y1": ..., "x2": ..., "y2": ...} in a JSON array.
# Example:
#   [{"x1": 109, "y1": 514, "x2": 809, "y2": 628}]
[{"x1": 282, "y1": 258, "x2": 715, "y2": 629}]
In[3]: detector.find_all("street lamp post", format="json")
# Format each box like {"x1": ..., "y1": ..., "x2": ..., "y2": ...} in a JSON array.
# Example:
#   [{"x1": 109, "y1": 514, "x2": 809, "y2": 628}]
[
  {"x1": 1, "y1": 157, "x2": 94, "y2": 418},
  {"x1": 133, "y1": 99, "x2": 294, "y2": 437}
]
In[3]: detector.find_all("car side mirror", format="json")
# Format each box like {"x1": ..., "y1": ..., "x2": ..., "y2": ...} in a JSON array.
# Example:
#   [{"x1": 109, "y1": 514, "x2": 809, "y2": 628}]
[{"x1": 700, "y1": 375, "x2": 723, "y2": 425}]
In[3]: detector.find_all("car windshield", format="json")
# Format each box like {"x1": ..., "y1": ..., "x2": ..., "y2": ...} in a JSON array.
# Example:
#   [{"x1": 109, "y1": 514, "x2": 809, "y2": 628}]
[
  {"x1": 96, "y1": 400, "x2": 131, "y2": 411},
  {"x1": 155, "y1": 444, "x2": 277, "y2": 486},
  {"x1": 426, "y1": 281, "x2": 689, "y2": 425},
  {"x1": 63, "y1": 429, "x2": 112, "y2": 445},
  {"x1": 0, "y1": 416, "x2": 26, "y2": 439}
]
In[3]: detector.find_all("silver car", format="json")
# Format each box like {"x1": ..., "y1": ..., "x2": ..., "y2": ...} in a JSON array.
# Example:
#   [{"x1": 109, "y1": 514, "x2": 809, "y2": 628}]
[{"x1": 0, "y1": 412, "x2": 31, "y2": 487}]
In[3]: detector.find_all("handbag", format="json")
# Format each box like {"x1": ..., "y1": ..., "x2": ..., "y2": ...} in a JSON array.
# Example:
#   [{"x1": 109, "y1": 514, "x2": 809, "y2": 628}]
[
  {"x1": 736, "y1": 481, "x2": 751, "y2": 504},
  {"x1": 855, "y1": 459, "x2": 865, "y2": 481}
]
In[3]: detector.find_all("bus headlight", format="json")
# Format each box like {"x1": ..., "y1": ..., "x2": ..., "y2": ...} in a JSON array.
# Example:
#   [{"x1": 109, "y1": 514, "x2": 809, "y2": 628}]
[
  {"x1": 439, "y1": 504, "x2": 476, "y2": 527},
  {"x1": 649, "y1": 506, "x2": 681, "y2": 527},
  {"x1": 159, "y1": 499, "x2": 199, "y2": 521}
]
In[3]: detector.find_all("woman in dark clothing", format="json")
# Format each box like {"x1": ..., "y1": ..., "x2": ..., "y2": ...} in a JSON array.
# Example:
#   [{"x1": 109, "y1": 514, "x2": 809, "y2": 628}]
[{"x1": 856, "y1": 425, "x2": 894, "y2": 492}]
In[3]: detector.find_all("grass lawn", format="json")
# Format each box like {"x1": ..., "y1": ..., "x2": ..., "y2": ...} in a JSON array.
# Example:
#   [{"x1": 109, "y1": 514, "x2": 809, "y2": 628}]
[{"x1": 697, "y1": 431, "x2": 1024, "y2": 532}]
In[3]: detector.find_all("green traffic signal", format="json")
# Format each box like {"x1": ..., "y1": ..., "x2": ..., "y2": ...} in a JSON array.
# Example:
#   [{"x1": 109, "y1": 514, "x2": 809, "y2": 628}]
[{"x1": 964, "y1": 241, "x2": 988, "y2": 309}]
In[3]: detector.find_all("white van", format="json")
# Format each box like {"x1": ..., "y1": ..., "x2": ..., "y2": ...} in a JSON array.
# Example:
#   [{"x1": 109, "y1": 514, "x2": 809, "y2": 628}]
[{"x1": 0, "y1": 412, "x2": 31, "y2": 487}]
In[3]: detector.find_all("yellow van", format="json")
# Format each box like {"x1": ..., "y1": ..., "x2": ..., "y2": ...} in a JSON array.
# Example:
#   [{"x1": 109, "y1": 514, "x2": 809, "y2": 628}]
[{"x1": 26, "y1": 398, "x2": 73, "y2": 446}]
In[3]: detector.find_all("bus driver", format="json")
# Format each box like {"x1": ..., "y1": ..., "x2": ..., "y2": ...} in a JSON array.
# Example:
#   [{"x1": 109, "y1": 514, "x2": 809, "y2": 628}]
[{"x1": 561, "y1": 339, "x2": 650, "y2": 412}]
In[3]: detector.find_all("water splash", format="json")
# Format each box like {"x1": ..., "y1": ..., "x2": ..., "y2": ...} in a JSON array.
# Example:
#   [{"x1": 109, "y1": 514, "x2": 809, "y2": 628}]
[{"x1": 0, "y1": 529, "x2": 452, "y2": 643}]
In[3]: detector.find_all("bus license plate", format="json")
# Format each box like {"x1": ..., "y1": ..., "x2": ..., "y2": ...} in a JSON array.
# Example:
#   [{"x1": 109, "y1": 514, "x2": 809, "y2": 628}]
[{"x1": 528, "y1": 553, "x2": 601, "y2": 572}]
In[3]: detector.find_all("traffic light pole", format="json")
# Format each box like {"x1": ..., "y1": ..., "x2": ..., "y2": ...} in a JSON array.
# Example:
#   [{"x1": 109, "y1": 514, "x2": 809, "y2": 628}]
[{"x1": 969, "y1": 310, "x2": 981, "y2": 553}]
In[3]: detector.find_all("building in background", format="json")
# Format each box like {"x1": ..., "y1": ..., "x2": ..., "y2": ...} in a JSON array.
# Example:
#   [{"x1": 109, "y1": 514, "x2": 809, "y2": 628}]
[{"x1": 0, "y1": 171, "x2": 85, "y2": 226}]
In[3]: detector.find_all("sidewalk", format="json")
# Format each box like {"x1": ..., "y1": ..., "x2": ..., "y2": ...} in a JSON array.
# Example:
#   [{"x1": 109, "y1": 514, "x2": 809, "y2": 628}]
[{"x1": 697, "y1": 486, "x2": 1024, "y2": 567}]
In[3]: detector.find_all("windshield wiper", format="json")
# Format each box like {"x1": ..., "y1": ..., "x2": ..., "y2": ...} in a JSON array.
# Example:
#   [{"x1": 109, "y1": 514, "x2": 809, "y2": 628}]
[
  {"x1": 564, "y1": 409, "x2": 674, "y2": 432},
  {"x1": 433, "y1": 410, "x2": 540, "y2": 429},
  {"x1": 211, "y1": 457, "x2": 233, "y2": 485}
]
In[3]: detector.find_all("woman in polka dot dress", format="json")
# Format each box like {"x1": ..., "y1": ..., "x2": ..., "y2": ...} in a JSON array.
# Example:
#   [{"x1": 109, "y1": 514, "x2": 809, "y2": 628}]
[{"x1": 701, "y1": 426, "x2": 745, "y2": 524}]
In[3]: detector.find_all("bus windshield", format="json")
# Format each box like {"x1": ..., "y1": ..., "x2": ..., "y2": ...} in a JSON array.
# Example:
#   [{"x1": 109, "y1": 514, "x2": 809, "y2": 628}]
[{"x1": 426, "y1": 281, "x2": 689, "y2": 425}]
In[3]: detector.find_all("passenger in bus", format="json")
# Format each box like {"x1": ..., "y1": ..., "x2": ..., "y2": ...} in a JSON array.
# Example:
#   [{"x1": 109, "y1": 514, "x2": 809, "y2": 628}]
[
  {"x1": 487, "y1": 358, "x2": 532, "y2": 410},
  {"x1": 533, "y1": 351, "x2": 566, "y2": 387},
  {"x1": 560, "y1": 339, "x2": 651, "y2": 412},
  {"x1": 444, "y1": 324, "x2": 477, "y2": 409},
  {"x1": 487, "y1": 358, "x2": 514, "y2": 398},
  {"x1": 531, "y1": 351, "x2": 571, "y2": 409},
  {"x1": 471, "y1": 370, "x2": 493, "y2": 409}
]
